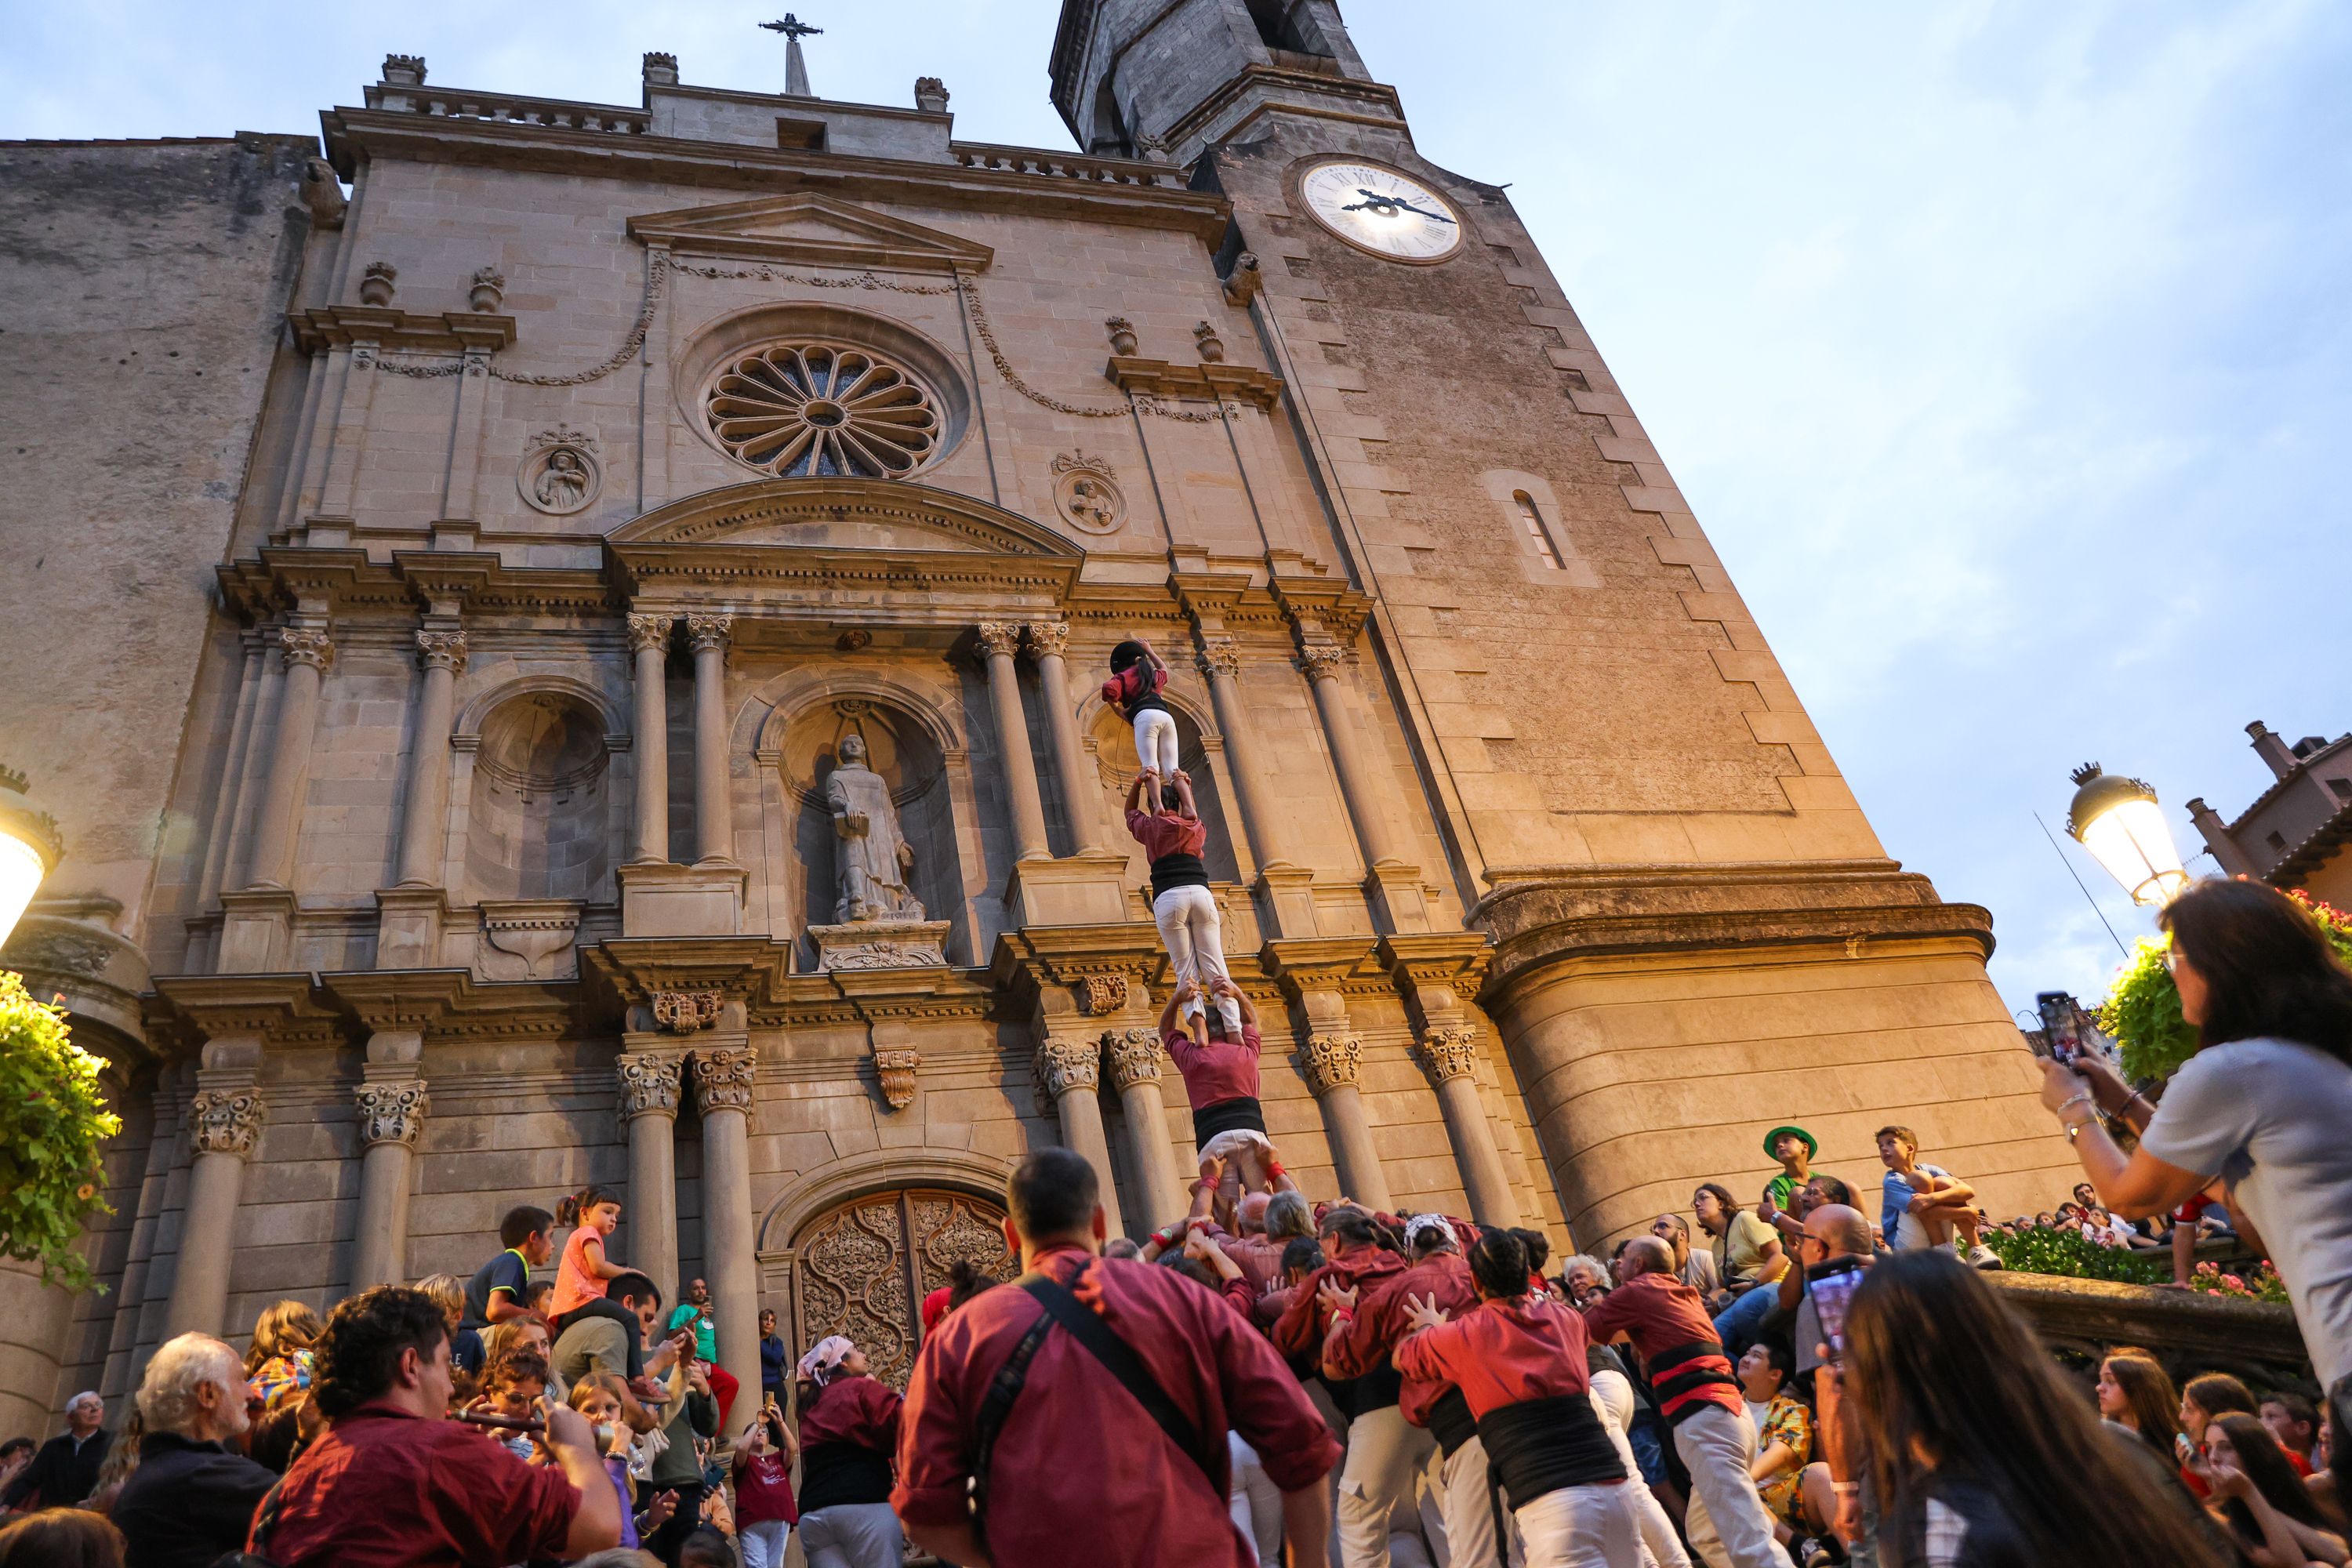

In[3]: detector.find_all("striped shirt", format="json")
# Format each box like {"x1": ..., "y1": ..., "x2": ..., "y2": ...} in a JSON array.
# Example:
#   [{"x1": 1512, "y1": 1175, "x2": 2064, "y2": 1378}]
[{"x1": 1575, "y1": 1272, "x2": 1740, "y2": 1425}]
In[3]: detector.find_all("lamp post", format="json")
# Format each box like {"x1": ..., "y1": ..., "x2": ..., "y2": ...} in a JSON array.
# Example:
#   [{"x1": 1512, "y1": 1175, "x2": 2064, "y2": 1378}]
[
  {"x1": 2065, "y1": 762, "x2": 2188, "y2": 908},
  {"x1": 0, "y1": 766, "x2": 63, "y2": 947}
]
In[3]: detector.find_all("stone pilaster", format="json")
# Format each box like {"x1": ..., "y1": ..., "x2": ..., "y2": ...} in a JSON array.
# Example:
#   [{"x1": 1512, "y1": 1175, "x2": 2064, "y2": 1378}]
[
  {"x1": 165, "y1": 1087, "x2": 267, "y2": 1338},
  {"x1": 390, "y1": 630, "x2": 465, "y2": 889},
  {"x1": 1294, "y1": 636, "x2": 1428, "y2": 931},
  {"x1": 1033, "y1": 1034, "x2": 1124, "y2": 1235},
  {"x1": 685, "y1": 613, "x2": 735, "y2": 866},
  {"x1": 1028, "y1": 620, "x2": 1102, "y2": 853},
  {"x1": 978, "y1": 621, "x2": 1052, "y2": 862},
  {"x1": 1416, "y1": 1026, "x2": 1519, "y2": 1226},
  {"x1": 693, "y1": 1043, "x2": 761, "y2": 1405},
  {"x1": 1298, "y1": 1031, "x2": 1394, "y2": 1213},
  {"x1": 349, "y1": 1079, "x2": 429, "y2": 1292},
  {"x1": 1103, "y1": 1026, "x2": 1185, "y2": 1229},
  {"x1": 615, "y1": 1049, "x2": 684, "y2": 1298},
  {"x1": 626, "y1": 612, "x2": 673, "y2": 864}
]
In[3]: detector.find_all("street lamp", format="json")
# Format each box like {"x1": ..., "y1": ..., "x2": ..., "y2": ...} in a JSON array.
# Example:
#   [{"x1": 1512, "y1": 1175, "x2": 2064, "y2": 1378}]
[
  {"x1": 2066, "y1": 762, "x2": 2188, "y2": 908},
  {"x1": 0, "y1": 765, "x2": 64, "y2": 947}
]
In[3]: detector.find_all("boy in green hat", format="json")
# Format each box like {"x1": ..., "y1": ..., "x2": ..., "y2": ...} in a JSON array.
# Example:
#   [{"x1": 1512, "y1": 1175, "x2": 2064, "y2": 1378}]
[{"x1": 1762, "y1": 1125, "x2": 1816, "y2": 1213}]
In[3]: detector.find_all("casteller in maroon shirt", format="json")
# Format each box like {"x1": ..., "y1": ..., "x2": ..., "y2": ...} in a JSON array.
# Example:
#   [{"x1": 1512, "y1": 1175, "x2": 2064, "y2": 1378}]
[
  {"x1": 894, "y1": 1244, "x2": 1341, "y2": 1568},
  {"x1": 1323, "y1": 1250, "x2": 1480, "y2": 1433},
  {"x1": 252, "y1": 1401, "x2": 580, "y2": 1568}
]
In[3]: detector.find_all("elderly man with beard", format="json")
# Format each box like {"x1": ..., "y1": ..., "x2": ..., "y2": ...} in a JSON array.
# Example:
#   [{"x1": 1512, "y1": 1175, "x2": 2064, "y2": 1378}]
[{"x1": 111, "y1": 1334, "x2": 278, "y2": 1568}]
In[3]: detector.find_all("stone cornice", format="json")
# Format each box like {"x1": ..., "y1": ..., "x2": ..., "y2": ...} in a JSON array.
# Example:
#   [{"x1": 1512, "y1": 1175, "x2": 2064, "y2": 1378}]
[
  {"x1": 1105, "y1": 356, "x2": 1283, "y2": 412},
  {"x1": 322, "y1": 108, "x2": 1231, "y2": 240},
  {"x1": 625, "y1": 191, "x2": 994, "y2": 274},
  {"x1": 1470, "y1": 861, "x2": 1996, "y2": 1000},
  {"x1": 289, "y1": 304, "x2": 515, "y2": 356},
  {"x1": 150, "y1": 974, "x2": 352, "y2": 1054}
]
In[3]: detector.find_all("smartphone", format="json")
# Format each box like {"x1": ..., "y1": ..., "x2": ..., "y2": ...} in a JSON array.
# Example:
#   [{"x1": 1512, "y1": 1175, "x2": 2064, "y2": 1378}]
[
  {"x1": 2036, "y1": 992, "x2": 2083, "y2": 1065},
  {"x1": 1810, "y1": 1264, "x2": 1863, "y2": 1361},
  {"x1": 2175, "y1": 1432, "x2": 2198, "y2": 1465}
]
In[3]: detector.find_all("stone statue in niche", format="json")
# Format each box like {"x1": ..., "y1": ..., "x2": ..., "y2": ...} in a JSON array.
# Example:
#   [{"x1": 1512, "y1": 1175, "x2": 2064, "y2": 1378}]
[
  {"x1": 517, "y1": 426, "x2": 601, "y2": 516},
  {"x1": 826, "y1": 732, "x2": 924, "y2": 924},
  {"x1": 536, "y1": 447, "x2": 591, "y2": 510}
]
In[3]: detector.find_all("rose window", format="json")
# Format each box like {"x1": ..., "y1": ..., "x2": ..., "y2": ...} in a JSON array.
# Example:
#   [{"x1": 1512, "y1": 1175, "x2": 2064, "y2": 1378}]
[{"x1": 704, "y1": 343, "x2": 942, "y2": 478}]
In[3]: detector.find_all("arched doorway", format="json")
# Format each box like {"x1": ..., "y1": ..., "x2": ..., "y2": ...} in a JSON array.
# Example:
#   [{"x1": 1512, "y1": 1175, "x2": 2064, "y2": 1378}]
[{"x1": 790, "y1": 1188, "x2": 1014, "y2": 1389}]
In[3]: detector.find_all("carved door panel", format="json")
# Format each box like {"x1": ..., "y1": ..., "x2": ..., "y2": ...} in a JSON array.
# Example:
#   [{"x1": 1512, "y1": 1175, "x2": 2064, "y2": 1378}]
[{"x1": 792, "y1": 1188, "x2": 1014, "y2": 1390}]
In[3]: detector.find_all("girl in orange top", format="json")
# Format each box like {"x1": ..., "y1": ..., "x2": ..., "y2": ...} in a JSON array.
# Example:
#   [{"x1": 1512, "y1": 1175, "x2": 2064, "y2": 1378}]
[{"x1": 550, "y1": 1185, "x2": 654, "y2": 1385}]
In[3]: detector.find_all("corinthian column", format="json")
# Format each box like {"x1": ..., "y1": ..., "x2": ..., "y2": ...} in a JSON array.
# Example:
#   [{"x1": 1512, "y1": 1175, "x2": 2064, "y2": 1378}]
[
  {"x1": 348, "y1": 1079, "x2": 430, "y2": 1292},
  {"x1": 1299, "y1": 1033, "x2": 1394, "y2": 1213},
  {"x1": 165, "y1": 1088, "x2": 267, "y2": 1338},
  {"x1": 245, "y1": 627, "x2": 333, "y2": 889},
  {"x1": 1033, "y1": 1036, "x2": 1125, "y2": 1236},
  {"x1": 1027, "y1": 622, "x2": 1102, "y2": 852},
  {"x1": 686, "y1": 614, "x2": 735, "y2": 865},
  {"x1": 1103, "y1": 1028, "x2": 1185, "y2": 1228},
  {"x1": 978, "y1": 622, "x2": 1052, "y2": 861},
  {"x1": 626, "y1": 613, "x2": 673, "y2": 864},
  {"x1": 1418, "y1": 1027, "x2": 1519, "y2": 1226},
  {"x1": 693, "y1": 1044, "x2": 762, "y2": 1403},
  {"x1": 391, "y1": 631, "x2": 466, "y2": 887},
  {"x1": 1196, "y1": 638, "x2": 1294, "y2": 867},
  {"x1": 616, "y1": 1051, "x2": 684, "y2": 1298},
  {"x1": 1297, "y1": 641, "x2": 1410, "y2": 869}
]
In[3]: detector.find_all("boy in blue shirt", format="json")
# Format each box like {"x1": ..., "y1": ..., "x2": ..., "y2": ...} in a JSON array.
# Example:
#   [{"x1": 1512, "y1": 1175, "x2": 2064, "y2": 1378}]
[
  {"x1": 1876, "y1": 1125, "x2": 1998, "y2": 1267},
  {"x1": 463, "y1": 1204, "x2": 557, "y2": 1330}
]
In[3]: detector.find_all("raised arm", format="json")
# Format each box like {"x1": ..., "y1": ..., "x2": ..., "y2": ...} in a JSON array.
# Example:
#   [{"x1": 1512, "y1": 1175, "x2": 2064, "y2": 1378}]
[
  {"x1": 1212, "y1": 976, "x2": 1258, "y2": 1029},
  {"x1": 1124, "y1": 771, "x2": 1149, "y2": 815}
]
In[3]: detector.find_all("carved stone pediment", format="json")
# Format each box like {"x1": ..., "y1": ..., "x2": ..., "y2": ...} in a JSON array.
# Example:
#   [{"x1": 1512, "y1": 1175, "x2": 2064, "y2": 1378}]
[{"x1": 626, "y1": 192, "x2": 994, "y2": 274}]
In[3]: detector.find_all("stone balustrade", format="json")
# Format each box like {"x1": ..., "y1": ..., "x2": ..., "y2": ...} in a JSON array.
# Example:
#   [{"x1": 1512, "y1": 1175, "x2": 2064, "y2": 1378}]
[{"x1": 1991, "y1": 1271, "x2": 2313, "y2": 1390}]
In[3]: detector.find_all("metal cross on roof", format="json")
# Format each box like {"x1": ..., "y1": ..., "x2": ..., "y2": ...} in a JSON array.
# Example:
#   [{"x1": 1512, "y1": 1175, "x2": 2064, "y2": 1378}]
[{"x1": 759, "y1": 14, "x2": 822, "y2": 96}]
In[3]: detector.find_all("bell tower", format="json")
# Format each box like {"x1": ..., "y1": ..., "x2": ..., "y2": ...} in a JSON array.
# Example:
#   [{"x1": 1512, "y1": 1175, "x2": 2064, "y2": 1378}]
[
  {"x1": 1049, "y1": 0, "x2": 2072, "y2": 1245},
  {"x1": 1049, "y1": 0, "x2": 1388, "y2": 162}
]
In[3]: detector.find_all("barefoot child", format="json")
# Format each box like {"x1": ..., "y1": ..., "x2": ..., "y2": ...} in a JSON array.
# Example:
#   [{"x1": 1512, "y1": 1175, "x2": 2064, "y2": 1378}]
[
  {"x1": 1102, "y1": 637, "x2": 1176, "y2": 812},
  {"x1": 550, "y1": 1185, "x2": 666, "y2": 1397},
  {"x1": 1125, "y1": 768, "x2": 1243, "y2": 1036},
  {"x1": 1160, "y1": 978, "x2": 1294, "y2": 1219},
  {"x1": 1875, "y1": 1126, "x2": 1998, "y2": 1266}
]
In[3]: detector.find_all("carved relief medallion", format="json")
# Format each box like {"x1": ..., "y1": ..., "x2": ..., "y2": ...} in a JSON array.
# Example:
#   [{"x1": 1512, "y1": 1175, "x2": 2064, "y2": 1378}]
[
  {"x1": 652, "y1": 989, "x2": 724, "y2": 1033},
  {"x1": 518, "y1": 426, "x2": 602, "y2": 515},
  {"x1": 1080, "y1": 974, "x2": 1131, "y2": 1015},
  {"x1": 1051, "y1": 450, "x2": 1126, "y2": 535}
]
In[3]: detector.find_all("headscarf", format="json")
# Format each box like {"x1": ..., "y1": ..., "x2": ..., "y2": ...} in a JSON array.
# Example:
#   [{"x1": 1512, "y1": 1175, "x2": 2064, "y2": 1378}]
[
  {"x1": 797, "y1": 1334, "x2": 856, "y2": 1387},
  {"x1": 1403, "y1": 1214, "x2": 1455, "y2": 1253}
]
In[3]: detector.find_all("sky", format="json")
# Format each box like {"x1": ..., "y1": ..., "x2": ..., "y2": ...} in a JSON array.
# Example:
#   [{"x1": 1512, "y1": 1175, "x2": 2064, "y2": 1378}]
[{"x1": 5, "y1": 2, "x2": 2345, "y2": 1019}]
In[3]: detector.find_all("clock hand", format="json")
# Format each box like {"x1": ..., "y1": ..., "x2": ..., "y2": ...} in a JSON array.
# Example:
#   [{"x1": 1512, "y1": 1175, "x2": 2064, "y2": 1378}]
[{"x1": 1387, "y1": 198, "x2": 1454, "y2": 224}]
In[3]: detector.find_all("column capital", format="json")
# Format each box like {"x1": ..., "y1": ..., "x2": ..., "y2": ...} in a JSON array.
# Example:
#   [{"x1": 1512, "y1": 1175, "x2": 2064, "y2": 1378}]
[
  {"x1": 616, "y1": 1051, "x2": 684, "y2": 1120},
  {"x1": 975, "y1": 621, "x2": 1023, "y2": 660},
  {"x1": 694, "y1": 1044, "x2": 757, "y2": 1115},
  {"x1": 1033, "y1": 1036, "x2": 1102, "y2": 1099},
  {"x1": 1102, "y1": 1026, "x2": 1163, "y2": 1091},
  {"x1": 190, "y1": 1088, "x2": 267, "y2": 1158},
  {"x1": 1295, "y1": 643, "x2": 1345, "y2": 682},
  {"x1": 1418, "y1": 1025, "x2": 1482, "y2": 1085},
  {"x1": 684, "y1": 612, "x2": 734, "y2": 653},
  {"x1": 414, "y1": 630, "x2": 468, "y2": 673},
  {"x1": 1025, "y1": 621, "x2": 1071, "y2": 660},
  {"x1": 1299, "y1": 1032, "x2": 1363, "y2": 1095},
  {"x1": 1195, "y1": 637, "x2": 1240, "y2": 680},
  {"x1": 626, "y1": 612, "x2": 674, "y2": 653},
  {"x1": 279, "y1": 627, "x2": 334, "y2": 671},
  {"x1": 354, "y1": 1079, "x2": 430, "y2": 1147}
]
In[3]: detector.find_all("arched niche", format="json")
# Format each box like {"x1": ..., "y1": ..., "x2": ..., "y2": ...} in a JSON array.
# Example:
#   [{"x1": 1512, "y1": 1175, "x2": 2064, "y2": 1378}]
[
  {"x1": 464, "y1": 690, "x2": 613, "y2": 904},
  {"x1": 1081, "y1": 689, "x2": 1242, "y2": 884},
  {"x1": 770, "y1": 695, "x2": 960, "y2": 965}
]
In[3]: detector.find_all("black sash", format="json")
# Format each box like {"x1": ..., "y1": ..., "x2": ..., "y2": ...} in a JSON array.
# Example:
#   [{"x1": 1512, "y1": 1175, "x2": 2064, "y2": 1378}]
[
  {"x1": 1425, "y1": 1385, "x2": 1478, "y2": 1458},
  {"x1": 1479, "y1": 1393, "x2": 1626, "y2": 1540},
  {"x1": 1192, "y1": 1095, "x2": 1266, "y2": 1145},
  {"x1": 798, "y1": 1439, "x2": 895, "y2": 1512},
  {"x1": 1351, "y1": 1361, "x2": 1404, "y2": 1415},
  {"x1": 1149, "y1": 852, "x2": 1210, "y2": 895}
]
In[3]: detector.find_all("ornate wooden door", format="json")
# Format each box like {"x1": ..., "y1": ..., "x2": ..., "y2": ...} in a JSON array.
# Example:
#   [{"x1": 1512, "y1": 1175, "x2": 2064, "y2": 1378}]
[{"x1": 790, "y1": 1188, "x2": 1015, "y2": 1389}]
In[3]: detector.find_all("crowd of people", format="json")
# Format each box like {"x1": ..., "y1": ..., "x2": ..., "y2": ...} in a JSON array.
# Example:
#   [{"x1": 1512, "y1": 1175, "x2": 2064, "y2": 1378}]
[{"x1": 2, "y1": 856, "x2": 2350, "y2": 1568}]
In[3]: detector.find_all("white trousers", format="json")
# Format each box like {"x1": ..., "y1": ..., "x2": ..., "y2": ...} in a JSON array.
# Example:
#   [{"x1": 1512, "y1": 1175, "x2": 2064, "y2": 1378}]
[
  {"x1": 1134, "y1": 708, "x2": 1181, "y2": 775},
  {"x1": 1338, "y1": 1404, "x2": 1438, "y2": 1568},
  {"x1": 1231, "y1": 1430, "x2": 1286, "y2": 1566},
  {"x1": 799, "y1": 1501, "x2": 904, "y2": 1568},
  {"x1": 739, "y1": 1518, "x2": 792, "y2": 1568},
  {"x1": 1671, "y1": 1405, "x2": 1780, "y2": 1568},
  {"x1": 1154, "y1": 883, "x2": 1242, "y2": 1030},
  {"x1": 1436, "y1": 1436, "x2": 1504, "y2": 1568},
  {"x1": 1589, "y1": 1371, "x2": 1688, "y2": 1568},
  {"x1": 1513, "y1": 1484, "x2": 1646, "y2": 1568}
]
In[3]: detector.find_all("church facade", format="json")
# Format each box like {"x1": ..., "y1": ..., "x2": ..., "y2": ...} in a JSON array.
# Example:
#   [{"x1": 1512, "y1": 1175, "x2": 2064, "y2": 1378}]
[{"x1": 0, "y1": 0, "x2": 2067, "y2": 1428}]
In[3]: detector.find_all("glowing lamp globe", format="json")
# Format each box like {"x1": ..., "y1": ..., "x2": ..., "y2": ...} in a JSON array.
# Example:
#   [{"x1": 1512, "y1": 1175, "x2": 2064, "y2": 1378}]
[
  {"x1": 2066, "y1": 762, "x2": 2187, "y2": 908},
  {"x1": 0, "y1": 766, "x2": 63, "y2": 947}
]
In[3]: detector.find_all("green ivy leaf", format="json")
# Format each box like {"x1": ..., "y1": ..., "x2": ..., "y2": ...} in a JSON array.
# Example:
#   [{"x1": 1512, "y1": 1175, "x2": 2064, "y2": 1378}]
[{"x1": 0, "y1": 971, "x2": 120, "y2": 1291}]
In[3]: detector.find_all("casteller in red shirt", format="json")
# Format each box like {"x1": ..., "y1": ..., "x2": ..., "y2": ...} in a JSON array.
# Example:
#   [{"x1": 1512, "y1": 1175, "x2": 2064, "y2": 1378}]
[
  {"x1": 1577, "y1": 1269, "x2": 1741, "y2": 1427},
  {"x1": 895, "y1": 1244, "x2": 1341, "y2": 1568},
  {"x1": 253, "y1": 1401, "x2": 581, "y2": 1567},
  {"x1": 1323, "y1": 1249, "x2": 1480, "y2": 1441}
]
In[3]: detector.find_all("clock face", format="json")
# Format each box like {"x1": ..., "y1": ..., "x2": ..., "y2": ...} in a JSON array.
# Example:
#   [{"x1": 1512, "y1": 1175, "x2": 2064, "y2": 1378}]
[{"x1": 1298, "y1": 160, "x2": 1464, "y2": 262}]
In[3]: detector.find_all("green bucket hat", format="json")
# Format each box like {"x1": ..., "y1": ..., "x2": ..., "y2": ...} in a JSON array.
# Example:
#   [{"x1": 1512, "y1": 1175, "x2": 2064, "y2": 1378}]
[{"x1": 1763, "y1": 1124, "x2": 1818, "y2": 1160}]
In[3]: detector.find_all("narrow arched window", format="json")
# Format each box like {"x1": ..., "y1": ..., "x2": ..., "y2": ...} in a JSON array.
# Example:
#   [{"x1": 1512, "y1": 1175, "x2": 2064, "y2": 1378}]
[{"x1": 1515, "y1": 491, "x2": 1563, "y2": 569}]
